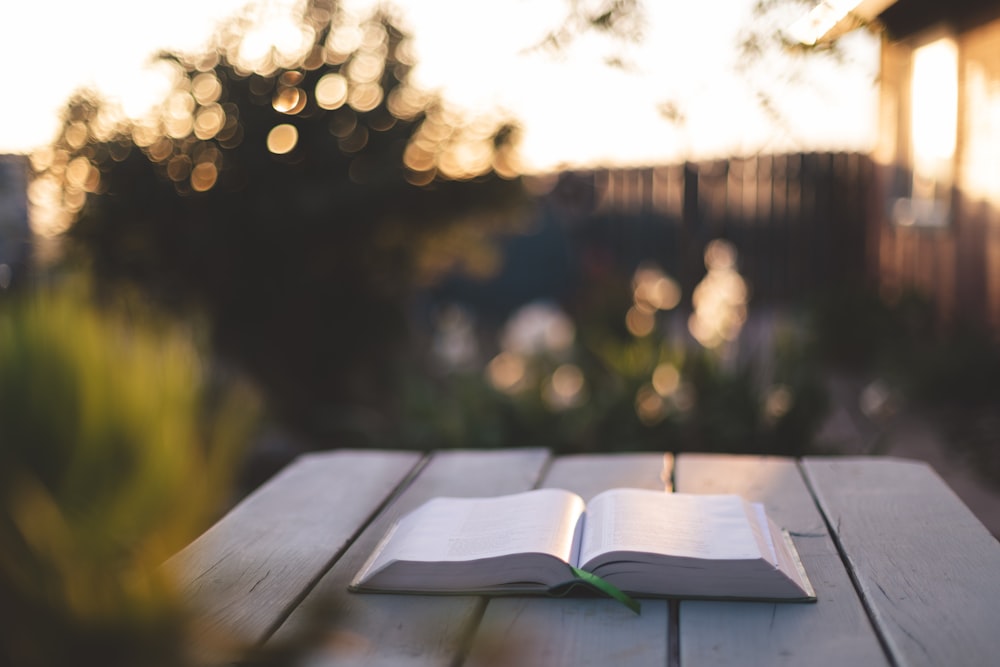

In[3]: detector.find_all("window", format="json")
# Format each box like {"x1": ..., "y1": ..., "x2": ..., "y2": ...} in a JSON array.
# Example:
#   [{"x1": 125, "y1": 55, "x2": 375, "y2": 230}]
[{"x1": 892, "y1": 37, "x2": 957, "y2": 227}]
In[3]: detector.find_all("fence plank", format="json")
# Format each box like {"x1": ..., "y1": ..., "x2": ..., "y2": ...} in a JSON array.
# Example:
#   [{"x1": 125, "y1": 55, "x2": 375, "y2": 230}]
[{"x1": 563, "y1": 152, "x2": 878, "y2": 305}]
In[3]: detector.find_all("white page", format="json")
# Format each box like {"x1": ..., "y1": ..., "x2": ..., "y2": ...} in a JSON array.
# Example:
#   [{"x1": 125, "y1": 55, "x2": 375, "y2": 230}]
[
  {"x1": 751, "y1": 502, "x2": 779, "y2": 566},
  {"x1": 364, "y1": 489, "x2": 586, "y2": 577},
  {"x1": 579, "y1": 490, "x2": 763, "y2": 566}
]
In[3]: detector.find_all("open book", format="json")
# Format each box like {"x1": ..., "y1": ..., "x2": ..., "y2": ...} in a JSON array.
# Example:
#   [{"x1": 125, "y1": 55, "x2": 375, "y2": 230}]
[{"x1": 349, "y1": 488, "x2": 815, "y2": 602}]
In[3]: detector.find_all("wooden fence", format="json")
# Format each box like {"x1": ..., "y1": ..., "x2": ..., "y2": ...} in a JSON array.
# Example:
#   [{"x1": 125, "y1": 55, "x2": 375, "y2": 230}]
[
  {"x1": 874, "y1": 163, "x2": 1000, "y2": 335},
  {"x1": 549, "y1": 152, "x2": 877, "y2": 306}
]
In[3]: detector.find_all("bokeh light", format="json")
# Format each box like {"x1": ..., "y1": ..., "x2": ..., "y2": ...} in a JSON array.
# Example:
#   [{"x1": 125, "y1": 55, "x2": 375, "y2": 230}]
[
  {"x1": 672, "y1": 382, "x2": 696, "y2": 412},
  {"x1": 132, "y1": 123, "x2": 159, "y2": 148},
  {"x1": 166, "y1": 90, "x2": 195, "y2": 119},
  {"x1": 279, "y1": 71, "x2": 305, "y2": 87},
  {"x1": 266, "y1": 123, "x2": 298, "y2": 154},
  {"x1": 193, "y1": 104, "x2": 226, "y2": 139},
  {"x1": 166, "y1": 155, "x2": 192, "y2": 182},
  {"x1": 63, "y1": 188, "x2": 86, "y2": 213},
  {"x1": 388, "y1": 86, "x2": 429, "y2": 120},
  {"x1": 27, "y1": 175, "x2": 73, "y2": 238},
  {"x1": 148, "y1": 137, "x2": 174, "y2": 162},
  {"x1": 190, "y1": 162, "x2": 218, "y2": 192},
  {"x1": 328, "y1": 24, "x2": 363, "y2": 57},
  {"x1": 25, "y1": 0, "x2": 525, "y2": 269},
  {"x1": 632, "y1": 263, "x2": 682, "y2": 312},
  {"x1": 347, "y1": 82, "x2": 383, "y2": 113},
  {"x1": 64, "y1": 122, "x2": 88, "y2": 149},
  {"x1": 487, "y1": 351, "x2": 528, "y2": 394},
  {"x1": 500, "y1": 302, "x2": 575, "y2": 356},
  {"x1": 65, "y1": 157, "x2": 98, "y2": 191},
  {"x1": 236, "y1": 7, "x2": 314, "y2": 74},
  {"x1": 652, "y1": 363, "x2": 681, "y2": 397},
  {"x1": 704, "y1": 238, "x2": 737, "y2": 271},
  {"x1": 764, "y1": 384, "x2": 793, "y2": 422},
  {"x1": 432, "y1": 305, "x2": 479, "y2": 371},
  {"x1": 191, "y1": 72, "x2": 222, "y2": 105},
  {"x1": 404, "y1": 141, "x2": 435, "y2": 172},
  {"x1": 859, "y1": 379, "x2": 895, "y2": 419},
  {"x1": 347, "y1": 52, "x2": 384, "y2": 84},
  {"x1": 635, "y1": 384, "x2": 667, "y2": 425},
  {"x1": 338, "y1": 125, "x2": 369, "y2": 153},
  {"x1": 543, "y1": 364, "x2": 586, "y2": 411},
  {"x1": 688, "y1": 239, "x2": 749, "y2": 349},
  {"x1": 316, "y1": 73, "x2": 349, "y2": 109},
  {"x1": 625, "y1": 306, "x2": 655, "y2": 337},
  {"x1": 440, "y1": 140, "x2": 493, "y2": 180},
  {"x1": 164, "y1": 113, "x2": 194, "y2": 140},
  {"x1": 404, "y1": 167, "x2": 436, "y2": 186},
  {"x1": 272, "y1": 86, "x2": 307, "y2": 114},
  {"x1": 626, "y1": 263, "x2": 681, "y2": 338}
]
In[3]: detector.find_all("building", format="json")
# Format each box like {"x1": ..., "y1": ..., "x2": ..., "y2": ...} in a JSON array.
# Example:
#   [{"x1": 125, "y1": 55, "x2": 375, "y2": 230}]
[
  {"x1": 804, "y1": 0, "x2": 1000, "y2": 333},
  {"x1": 0, "y1": 155, "x2": 30, "y2": 288}
]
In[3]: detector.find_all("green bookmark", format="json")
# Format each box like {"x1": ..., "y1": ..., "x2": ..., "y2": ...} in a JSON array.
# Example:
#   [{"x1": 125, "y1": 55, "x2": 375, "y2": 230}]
[{"x1": 567, "y1": 566, "x2": 641, "y2": 615}]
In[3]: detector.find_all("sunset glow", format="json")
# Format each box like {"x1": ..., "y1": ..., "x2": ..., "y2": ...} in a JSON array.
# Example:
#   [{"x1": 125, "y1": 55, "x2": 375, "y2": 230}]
[{"x1": 0, "y1": 1, "x2": 879, "y2": 172}]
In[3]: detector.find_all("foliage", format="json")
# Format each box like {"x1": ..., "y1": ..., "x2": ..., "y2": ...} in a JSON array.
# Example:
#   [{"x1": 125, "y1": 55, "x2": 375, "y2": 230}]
[
  {"x1": 29, "y1": 0, "x2": 851, "y2": 458},
  {"x1": 808, "y1": 285, "x2": 1000, "y2": 406},
  {"x1": 393, "y1": 332, "x2": 829, "y2": 456},
  {"x1": 807, "y1": 284, "x2": 1000, "y2": 485},
  {"x1": 736, "y1": 0, "x2": 879, "y2": 129},
  {"x1": 34, "y1": 0, "x2": 528, "y2": 441},
  {"x1": 0, "y1": 279, "x2": 259, "y2": 666},
  {"x1": 532, "y1": 0, "x2": 646, "y2": 67},
  {"x1": 394, "y1": 270, "x2": 829, "y2": 456}
]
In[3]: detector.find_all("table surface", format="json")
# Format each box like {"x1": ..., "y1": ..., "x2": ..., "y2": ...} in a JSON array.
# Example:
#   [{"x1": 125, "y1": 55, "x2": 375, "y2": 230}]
[{"x1": 167, "y1": 449, "x2": 1000, "y2": 667}]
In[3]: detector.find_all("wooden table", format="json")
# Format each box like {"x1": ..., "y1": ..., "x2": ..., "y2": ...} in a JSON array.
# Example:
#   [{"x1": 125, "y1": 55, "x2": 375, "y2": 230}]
[{"x1": 167, "y1": 450, "x2": 1000, "y2": 666}]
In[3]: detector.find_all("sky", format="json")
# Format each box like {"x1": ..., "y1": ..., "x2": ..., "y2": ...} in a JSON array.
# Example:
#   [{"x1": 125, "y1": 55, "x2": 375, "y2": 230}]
[{"x1": 0, "y1": 0, "x2": 880, "y2": 173}]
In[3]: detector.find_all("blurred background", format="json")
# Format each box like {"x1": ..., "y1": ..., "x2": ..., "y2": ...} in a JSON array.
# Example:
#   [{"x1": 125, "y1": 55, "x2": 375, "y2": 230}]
[{"x1": 1, "y1": 0, "x2": 999, "y2": 663}]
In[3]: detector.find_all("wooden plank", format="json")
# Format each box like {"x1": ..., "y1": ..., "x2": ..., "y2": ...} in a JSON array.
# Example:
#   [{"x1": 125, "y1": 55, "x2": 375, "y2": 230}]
[
  {"x1": 727, "y1": 157, "x2": 744, "y2": 227},
  {"x1": 989, "y1": 205, "x2": 1000, "y2": 333},
  {"x1": 465, "y1": 453, "x2": 673, "y2": 667},
  {"x1": 265, "y1": 448, "x2": 551, "y2": 667},
  {"x1": 803, "y1": 456, "x2": 1000, "y2": 667},
  {"x1": 539, "y1": 452, "x2": 673, "y2": 500},
  {"x1": 653, "y1": 164, "x2": 683, "y2": 219},
  {"x1": 786, "y1": 154, "x2": 803, "y2": 292},
  {"x1": 165, "y1": 450, "x2": 423, "y2": 656},
  {"x1": 675, "y1": 454, "x2": 889, "y2": 667}
]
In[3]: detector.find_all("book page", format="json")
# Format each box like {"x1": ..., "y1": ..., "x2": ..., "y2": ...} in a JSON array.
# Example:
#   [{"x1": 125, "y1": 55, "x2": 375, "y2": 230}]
[
  {"x1": 363, "y1": 489, "x2": 586, "y2": 578},
  {"x1": 579, "y1": 490, "x2": 763, "y2": 566}
]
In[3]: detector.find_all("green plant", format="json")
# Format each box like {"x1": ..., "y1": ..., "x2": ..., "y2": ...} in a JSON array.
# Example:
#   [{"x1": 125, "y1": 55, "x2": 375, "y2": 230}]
[
  {"x1": 0, "y1": 280, "x2": 259, "y2": 666},
  {"x1": 392, "y1": 299, "x2": 829, "y2": 456}
]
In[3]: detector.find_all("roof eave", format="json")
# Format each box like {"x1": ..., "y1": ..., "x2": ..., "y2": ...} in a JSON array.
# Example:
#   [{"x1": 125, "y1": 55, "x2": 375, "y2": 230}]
[{"x1": 794, "y1": 0, "x2": 899, "y2": 44}]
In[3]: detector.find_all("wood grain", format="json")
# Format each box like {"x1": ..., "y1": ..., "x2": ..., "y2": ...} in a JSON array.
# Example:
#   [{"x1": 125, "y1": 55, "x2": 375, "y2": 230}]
[
  {"x1": 165, "y1": 450, "x2": 422, "y2": 656},
  {"x1": 538, "y1": 452, "x2": 673, "y2": 500},
  {"x1": 265, "y1": 448, "x2": 551, "y2": 667},
  {"x1": 675, "y1": 453, "x2": 889, "y2": 667},
  {"x1": 803, "y1": 456, "x2": 1000, "y2": 667},
  {"x1": 465, "y1": 452, "x2": 673, "y2": 667}
]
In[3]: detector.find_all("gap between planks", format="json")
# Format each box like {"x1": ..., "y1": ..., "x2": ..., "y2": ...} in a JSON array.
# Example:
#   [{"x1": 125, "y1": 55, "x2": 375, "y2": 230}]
[
  {"x1": 795, "y1": 458, "x2": 898, "y2": 667},
  {"x1": 256, "y1": 452, "x2": 435, "y2": 645}
]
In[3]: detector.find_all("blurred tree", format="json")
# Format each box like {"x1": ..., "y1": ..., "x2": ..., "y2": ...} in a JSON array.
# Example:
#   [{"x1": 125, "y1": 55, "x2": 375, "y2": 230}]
[
  {"x1": 534, "y1": 0, "x2": 868, "y2": 108},
  {"x1": 735, "y1": 0, "x2": 878, "y2": 128},
  {"x1": 533, "y1": 0, "x2": 646, "y2": 67},
  {"x1": 34, "y1": 0, "x2": 528, "y2": 443}
]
